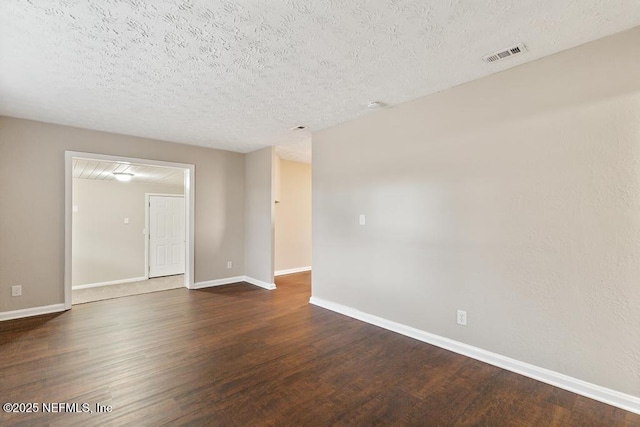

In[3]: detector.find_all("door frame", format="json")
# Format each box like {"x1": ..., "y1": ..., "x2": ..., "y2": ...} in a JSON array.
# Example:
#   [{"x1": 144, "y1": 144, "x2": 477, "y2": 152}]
[
  {"x1": 64, "y1": 151, "x2": 196, "y2": 310},
  {"x1": 145, "y1": 193, "x2": 186, "y2": 280}
]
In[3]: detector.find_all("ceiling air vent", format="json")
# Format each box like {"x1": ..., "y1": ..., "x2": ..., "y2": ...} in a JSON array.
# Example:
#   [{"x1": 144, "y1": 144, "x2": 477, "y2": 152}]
[{"x1": 482, "y1": 43, "x2": 527, "y2": 63}]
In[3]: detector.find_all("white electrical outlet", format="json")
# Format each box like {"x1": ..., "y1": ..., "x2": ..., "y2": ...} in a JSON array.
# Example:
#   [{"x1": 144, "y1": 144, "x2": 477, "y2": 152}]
[
  {"x1": 124, "y1": 217, "x2": 129, "y2": 224},
  {"x1": 359, "y1": 214, "x2": 366, "y2": 225},
  {"x1": 227, "y1": 261, "x2": 233, "y2": 269},
  {"x1": 457, "y1": 310, "x2": 467, "y2": 326},
  {"x1": 11, "y1": 285, "x2": 22, "y2": 297}
]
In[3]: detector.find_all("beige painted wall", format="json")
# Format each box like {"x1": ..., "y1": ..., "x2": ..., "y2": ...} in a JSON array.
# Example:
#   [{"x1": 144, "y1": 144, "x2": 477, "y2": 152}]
[
  {"x1": 275, "y1": 158, "x2": 311, "y2": 272},
  {"x1": 0, "y1": 118, "x2": 245, "y2": 312},
  {"x1": 312, "y1": 27, "x2": 640, "y2": 397},
  {"x1": 244, "y1": 147, "x2": 274, "y2": 284},
  {"x1": 72, "y1": 178, "x2": 183, "y2": 286}
]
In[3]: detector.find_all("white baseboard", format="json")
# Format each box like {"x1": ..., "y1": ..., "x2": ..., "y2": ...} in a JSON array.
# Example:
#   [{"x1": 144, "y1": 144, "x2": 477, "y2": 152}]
[
  {"x1": 72, "y1": 276, "x2": 147, "y2": 290},
  {"x1": 309, "y1": 296, "x2": 640, "y2": 415},
  {"x1": 193, "y1": 276, "x2": 245, "y2": 289},
  {"x1": 0, "y1": 303, "x2": 67, "y2": 322},
  {"x1": 275, "y1": 266, "x2": 311, "y2": 276},
  {"x1": 243, "y1": 276, "x2": 277, "y2": 290},
  {"x1": 193, "y1": 276, "x2": 276, "y2": 291}
]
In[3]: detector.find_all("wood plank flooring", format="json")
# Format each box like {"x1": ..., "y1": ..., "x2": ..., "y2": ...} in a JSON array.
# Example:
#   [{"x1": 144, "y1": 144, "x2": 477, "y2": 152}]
[{"x1": 1, "y1": 271, "x2": 638, "y2": 426}]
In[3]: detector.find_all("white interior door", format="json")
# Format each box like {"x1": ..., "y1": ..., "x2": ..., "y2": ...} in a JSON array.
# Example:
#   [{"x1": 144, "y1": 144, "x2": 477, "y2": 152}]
[{"x1": 149, "y1": 195, "x2": 185, "y2": 278}]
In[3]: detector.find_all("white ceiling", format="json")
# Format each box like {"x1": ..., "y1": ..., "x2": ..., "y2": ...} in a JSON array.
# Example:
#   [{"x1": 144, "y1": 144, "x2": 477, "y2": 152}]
[
  {"x1": 73, "y1": 158, "x2": 185, "y2": 186},
  {"x1": 1, "y1": 1, "x2": 639, "y2": 164}
]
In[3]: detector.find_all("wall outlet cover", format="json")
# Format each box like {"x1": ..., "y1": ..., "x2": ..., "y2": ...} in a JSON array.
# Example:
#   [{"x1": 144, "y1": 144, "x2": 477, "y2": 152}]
[{"x1": 457, "y1": 309, "x2": 467, "y2": 326}]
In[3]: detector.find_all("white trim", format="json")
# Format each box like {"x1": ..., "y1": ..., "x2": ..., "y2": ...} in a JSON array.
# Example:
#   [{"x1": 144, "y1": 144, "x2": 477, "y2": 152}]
[
  {"x1": 309, "y1": 296, "x2": 640, "y2": 415},
  {"x1": 274, "y1": 266, "x2": 312, "y2": 276},
  {"x1": 193, "y1": 276, "x2": 246, "y2": 289},
  {"x1": 244, "y1": 276, "x2": 277, "y2": 290},
  {"x1": 65, "y1": 151, "x2": 196, "y2": 306},
  {"x1": 193, "y1": 276, "x2": 277, "y2": 290},
  {"x1": 184, "y1": 164, "x2": 196, "y2": 290},
  {"x1": 65, "y1": 153, "x2": 73, "y2": 309},
  {"x1": 0, "y1": 304, "x2": 67, "y2": 322},
  {"x1": 72, "y1": 276, "x2": 148, "y2": 290},
  {"x1": 144, "y1": 194, "x2": 149, "y2": 280}
]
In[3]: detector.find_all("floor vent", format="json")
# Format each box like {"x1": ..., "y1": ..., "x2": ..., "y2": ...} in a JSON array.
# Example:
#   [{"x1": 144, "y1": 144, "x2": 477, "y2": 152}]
[{"x1": 483, "y1": 43, "x2": 527, "y2": 63}]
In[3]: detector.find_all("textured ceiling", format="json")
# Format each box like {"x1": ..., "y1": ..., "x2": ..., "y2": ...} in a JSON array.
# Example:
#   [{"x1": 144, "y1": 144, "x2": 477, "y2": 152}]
[
  {"x1": 1, "y1": 1, "x2": 639, "y2": 162},
  {"x1": 73, "y1": 158, "x2": 185, "y2": 186},
  {"x1": 276, "y1": 138, "x2": 312, "y2": 164}
]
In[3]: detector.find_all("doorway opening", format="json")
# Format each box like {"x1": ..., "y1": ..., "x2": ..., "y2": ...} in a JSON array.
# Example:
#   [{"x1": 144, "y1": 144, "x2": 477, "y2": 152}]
[
  {"x1": 64, "y1": 151, "x2": 195, "y2": 308},
  {"x1": 273, "y1": 152, "x2": 312, "y2": 279}
]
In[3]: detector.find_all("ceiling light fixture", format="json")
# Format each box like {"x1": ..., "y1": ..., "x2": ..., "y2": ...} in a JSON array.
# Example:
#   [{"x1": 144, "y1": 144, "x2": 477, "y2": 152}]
[
  {"x1": 367, "y1": 101, "x2": 386, "y2": 109},
  {"x1": 113, "y1": 172, "x2": 134, "y2": 182},
  {"x1": 292, "y1": 125, "x2": 307, "y2": 131}
]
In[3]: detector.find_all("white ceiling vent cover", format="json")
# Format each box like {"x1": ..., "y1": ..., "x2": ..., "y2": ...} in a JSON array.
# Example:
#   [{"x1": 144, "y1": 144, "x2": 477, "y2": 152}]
[{"x1": 482, "y1": 43, "x2": 527, "y2": 63}]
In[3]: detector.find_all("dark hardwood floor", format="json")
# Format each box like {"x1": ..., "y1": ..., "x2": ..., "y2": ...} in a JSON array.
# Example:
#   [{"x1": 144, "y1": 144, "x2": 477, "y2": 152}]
[{"x1": 1, "y1": 271, "x2": 638, "y2": 426}]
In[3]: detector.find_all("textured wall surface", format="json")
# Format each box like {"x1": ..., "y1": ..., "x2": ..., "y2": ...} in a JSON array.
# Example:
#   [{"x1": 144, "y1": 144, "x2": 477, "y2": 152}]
[
  {"x1": 0, "y1": 117, "x2": 245, "y2": 312},
  {"x1": 1, "y1": 1, "x2": 639, "y2": 157},
  {"x1": 275, "y1": 158, "x2": 312, "y2": 271},
  {"x1": 72, "y1": 179, "x2": 183, "y2": 286},
  {"x1": 312, "y1": 28, "x2": 640, "y2": 396}
]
